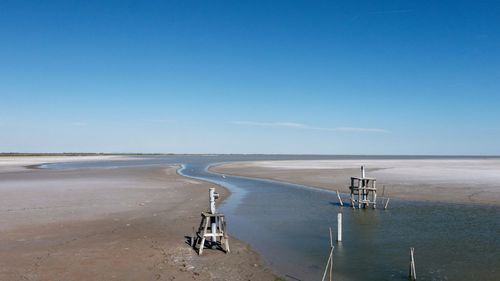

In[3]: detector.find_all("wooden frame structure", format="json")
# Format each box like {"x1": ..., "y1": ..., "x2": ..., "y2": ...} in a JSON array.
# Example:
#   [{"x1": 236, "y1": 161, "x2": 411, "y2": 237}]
[
  {"x1": 349, "y1": 175, "x2": 377, "y2": 209},
  {"x1": 194, "y1": 212, "x2": 230, "y2": 255}
]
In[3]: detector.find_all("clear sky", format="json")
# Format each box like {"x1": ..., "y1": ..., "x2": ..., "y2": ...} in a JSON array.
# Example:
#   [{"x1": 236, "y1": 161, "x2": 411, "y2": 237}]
[{"x1": 1, "y1": 0, "x2": 499, "y2": 155}]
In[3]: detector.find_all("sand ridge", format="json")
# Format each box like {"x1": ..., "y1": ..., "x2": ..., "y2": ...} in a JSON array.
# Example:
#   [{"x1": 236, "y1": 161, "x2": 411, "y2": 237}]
[{"x1": 211, "y1": 159, "x2": 500, "y2": 205}]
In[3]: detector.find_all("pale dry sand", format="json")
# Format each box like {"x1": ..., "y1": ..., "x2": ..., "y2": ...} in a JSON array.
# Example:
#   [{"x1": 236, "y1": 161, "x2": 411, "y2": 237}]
[
  {"x1": 0, "y1": 159, "x2": 277, "y2": 281},
  {"x1": 212, "y1": 159, "x2": 500, "y2": 205}
]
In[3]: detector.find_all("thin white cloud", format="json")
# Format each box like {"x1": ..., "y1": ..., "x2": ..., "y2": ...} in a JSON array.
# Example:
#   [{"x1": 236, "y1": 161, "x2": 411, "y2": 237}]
[{"x1": 231, "y1": 121, "x2": 389, "y2": 133}]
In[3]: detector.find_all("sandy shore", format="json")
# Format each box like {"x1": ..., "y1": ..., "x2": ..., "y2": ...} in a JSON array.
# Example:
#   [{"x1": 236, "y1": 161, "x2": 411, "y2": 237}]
[
  {"x1": 0, "y1": 158, "x2": 277, "y2": 280},
  {"x1": 212, "y1": 159, "x2": 500, "y2": 205}
]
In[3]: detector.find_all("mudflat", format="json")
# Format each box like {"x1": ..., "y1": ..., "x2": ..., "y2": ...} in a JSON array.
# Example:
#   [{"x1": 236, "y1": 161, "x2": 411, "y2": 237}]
[
  {"x1": 212, "y1": 158, "x2": 500, "y2": 205},
  {"x1": 0, "y1": 158, "x2": 276, "y2": 281}
]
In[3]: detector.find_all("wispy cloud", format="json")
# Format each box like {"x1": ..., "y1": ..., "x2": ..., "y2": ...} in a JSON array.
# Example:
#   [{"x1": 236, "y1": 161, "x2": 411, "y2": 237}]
[{"x1": 231, "y1": 121, "x2": 389, "y2": 133}]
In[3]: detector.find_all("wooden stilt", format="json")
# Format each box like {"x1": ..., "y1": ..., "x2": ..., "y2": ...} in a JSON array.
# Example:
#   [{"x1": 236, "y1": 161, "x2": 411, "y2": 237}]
[
  {"x1": 191, "y1": 227, "x2": 195, "y2": 247},
  {"x1": 409, "y1": 247, "x2": 417, "y2": 281},
  {"x1": 336, "y1": 190, "x2": 344, "y2": 206},
  {"x1": 329, "y1": 227, "x2": 333, "y2": 281},
  {"x1": 322, "y1": 228, "x2": 335, "y2": 281},
  {"x1": 198, "y1": 216, "x2": 210, "y2": 255}
]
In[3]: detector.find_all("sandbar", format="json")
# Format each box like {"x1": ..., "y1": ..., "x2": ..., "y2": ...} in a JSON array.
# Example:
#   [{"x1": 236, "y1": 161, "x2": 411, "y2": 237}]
[{"x1": 211, "y1": 158, "x2": 500, "y2": 205}]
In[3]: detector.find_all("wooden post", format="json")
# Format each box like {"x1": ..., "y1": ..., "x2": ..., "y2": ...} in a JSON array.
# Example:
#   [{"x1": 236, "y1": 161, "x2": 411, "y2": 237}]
[
  {"x1": 322, "y1": 228, "x2": 334, "y2": 281},
  {"x1": 191, "y1": 227, "x2": 195, "y2": 247},
  {"x1": 350, "y1": 178, "x2": 355, "y2": 209},
  {"x1": 321, "y1": 250, "x2": 333, "y2": 281},
  {"x1": 336, "y1": 190, "x2": 343, "y2": 206},
  {"x1": 198, "y1": 216, "x2": 210, "y2": 255},
  {"x1": 221, "y1": 216, "x2": 230, "y2": 253},
  {"x1": 409, "y1": 247, "x2": 416, "y2": 280},
  {"x1": 329, "y1": 227, "x2": 333, "y2": 281}
]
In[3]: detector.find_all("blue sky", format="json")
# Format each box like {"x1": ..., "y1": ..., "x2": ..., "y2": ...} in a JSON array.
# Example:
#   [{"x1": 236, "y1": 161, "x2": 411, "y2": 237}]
[{"x1": 1, "y1": 0, "x2": 499, "y2": 154}]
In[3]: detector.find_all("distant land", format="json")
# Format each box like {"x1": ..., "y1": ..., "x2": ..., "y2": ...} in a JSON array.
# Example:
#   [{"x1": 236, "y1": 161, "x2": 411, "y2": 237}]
[{"x1": 0, "y1": 153, "x2": 171, "y2": 157}]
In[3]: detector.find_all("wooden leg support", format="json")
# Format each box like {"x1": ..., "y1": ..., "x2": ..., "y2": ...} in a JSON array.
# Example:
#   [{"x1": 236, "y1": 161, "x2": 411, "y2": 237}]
[
  {"x1": 221, "y1": 217, "x2": 230, "y2": 253},
  {"x1": 198, "y1": 216, "x2": 210, "y2": 255}
]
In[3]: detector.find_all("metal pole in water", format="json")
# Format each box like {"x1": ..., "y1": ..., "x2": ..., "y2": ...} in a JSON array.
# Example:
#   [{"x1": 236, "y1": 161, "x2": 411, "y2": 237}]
[{"x1": 337, "y1": 213, "x2": 342, "y2": 242}]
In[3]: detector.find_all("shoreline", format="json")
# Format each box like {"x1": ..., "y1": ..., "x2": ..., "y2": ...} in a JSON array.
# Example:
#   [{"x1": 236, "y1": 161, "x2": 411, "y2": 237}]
[
  {"x1": 0, "y1": 155, "x2": 134, "y2": 173},
  {"x1": 0, "y1": 157, "x2": 279, "y2": 280},
  {"x1": 210, "y1": 159, "x2": 500, "y2": 206}
]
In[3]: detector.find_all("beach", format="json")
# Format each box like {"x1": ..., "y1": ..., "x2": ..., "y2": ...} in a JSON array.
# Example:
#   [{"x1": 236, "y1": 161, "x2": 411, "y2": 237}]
[
  {"x1": 0, "y1": 157, "x2": 276, "y2": 281},
  {"x1": 211, "y1": 158, "x2": 500, "y2": 205}
]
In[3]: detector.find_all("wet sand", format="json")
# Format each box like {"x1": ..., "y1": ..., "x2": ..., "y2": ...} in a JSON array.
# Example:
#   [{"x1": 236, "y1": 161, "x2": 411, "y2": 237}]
[
  {"x1": 212, "y1": 159, "x2": 500, "y2": 205},
  {"x1": 0, "y1": 158, "x2": 277, "y2": 281}
]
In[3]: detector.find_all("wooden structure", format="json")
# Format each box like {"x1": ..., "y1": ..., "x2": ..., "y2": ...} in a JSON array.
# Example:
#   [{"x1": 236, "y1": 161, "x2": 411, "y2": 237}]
[
  {"x1": 194, "y1": 188, "x2": 230, "y2": 255},
  {"x1": 194, "y1": 212, "x2": 230, "y2": 255},
  {"x1": 349, "y1": 166, "x2": 377, "y2": 209}
]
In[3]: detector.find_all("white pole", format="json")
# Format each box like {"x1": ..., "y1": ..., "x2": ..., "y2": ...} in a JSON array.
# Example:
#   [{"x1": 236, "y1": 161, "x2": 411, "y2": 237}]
[
  {"x1": 209, "y1": 188, "x2": 216, "y2": 214},
  {"x1": 361, "y1": 165, "x2": 366, "y2": 178},
  {"x1": 209, "y1": 188, "x2": 217, "y2": 245},
  {"x1": 337, "y1": 213, "x2": 342, "y2": 242}
]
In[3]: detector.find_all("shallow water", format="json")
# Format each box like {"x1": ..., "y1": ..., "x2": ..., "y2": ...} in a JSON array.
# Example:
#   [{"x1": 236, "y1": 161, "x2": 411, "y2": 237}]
[{"x1": 47, "y1": 155, "x2": 500, "y2": 281}]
